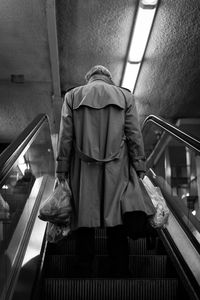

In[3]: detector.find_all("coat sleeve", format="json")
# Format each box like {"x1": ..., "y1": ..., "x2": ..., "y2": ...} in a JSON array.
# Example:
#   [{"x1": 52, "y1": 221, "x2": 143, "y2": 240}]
[
  {"x1": 56, "y1": 92, "x2": 73, "y2": 174},
  {"x1": 124, "y1": 94, "x2": 146, "y2": 172}
]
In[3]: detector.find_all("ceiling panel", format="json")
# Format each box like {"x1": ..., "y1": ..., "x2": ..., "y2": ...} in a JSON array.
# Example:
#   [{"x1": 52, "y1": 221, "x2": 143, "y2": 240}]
[
  {"x1": 0, "y1": 0, "x2": 51, "y2": 82},
  {"x1": 134, "y1": 0, "x2": 200, "y2": 123},
  {"x1": 56, "y1": 0, "x2": 139, "y2": 91},
  {"x1": 0, "y1": 0, "x2": 200, "y2": 142}
]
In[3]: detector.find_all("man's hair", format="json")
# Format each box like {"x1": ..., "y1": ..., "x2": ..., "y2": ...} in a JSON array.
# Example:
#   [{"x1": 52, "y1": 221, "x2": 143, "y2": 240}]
[{"x1": 85, "y1": 65, "x2": 112, "y2": 82}]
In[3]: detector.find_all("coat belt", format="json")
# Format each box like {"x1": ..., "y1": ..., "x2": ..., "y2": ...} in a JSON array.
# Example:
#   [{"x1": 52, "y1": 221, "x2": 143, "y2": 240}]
[{"x1": 74, "y1": 143, "x2": 122, "y2": 164}]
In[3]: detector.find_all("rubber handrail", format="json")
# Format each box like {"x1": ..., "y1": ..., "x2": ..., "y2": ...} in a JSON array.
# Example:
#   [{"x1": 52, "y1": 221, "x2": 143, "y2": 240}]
[
  {"x1": 0, "y1": 114, "x2": 48, "y2": 184},
  {"x1": 143, "y1": 114, "x2": 200, "y2": 154},
  {"x1": 143, "y1": 115, "x2": 200, "y2": 253}
]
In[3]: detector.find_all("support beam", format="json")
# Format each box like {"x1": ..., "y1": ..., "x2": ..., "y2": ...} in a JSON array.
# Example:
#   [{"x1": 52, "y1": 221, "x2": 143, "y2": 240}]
[
  {"x1": 46, "y1": 0, "x2": 62, "y2": 135},
  {"x1": 195, "y1": 155, "x2": 200, "y2": 219}
]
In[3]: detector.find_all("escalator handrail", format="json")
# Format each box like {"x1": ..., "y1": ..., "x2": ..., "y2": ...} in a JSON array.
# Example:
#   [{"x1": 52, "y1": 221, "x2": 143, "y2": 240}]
[
  {"x1": 143, "y1": 114, "x2": 200, "y2": 154},
  {"x1": 0, "y1": 113, "x2": 48, "y2": 184},
  {"x1": 142, "y1": 116, "x2": 200, "y2": 254},
  {"x1": 149, "y1": 169, "x2": 200, "y2": 254}
]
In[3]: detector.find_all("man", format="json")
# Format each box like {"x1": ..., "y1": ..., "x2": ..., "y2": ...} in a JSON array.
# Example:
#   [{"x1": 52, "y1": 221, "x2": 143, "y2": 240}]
[{"x1": 56, "y1": 65, "x2": 155, "y2": 276}]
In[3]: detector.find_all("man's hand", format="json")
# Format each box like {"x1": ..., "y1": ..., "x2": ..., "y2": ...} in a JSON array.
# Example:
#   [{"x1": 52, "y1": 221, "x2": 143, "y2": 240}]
[{"x1": 136, "y1": 171, "x2": 145, "y2": 179}]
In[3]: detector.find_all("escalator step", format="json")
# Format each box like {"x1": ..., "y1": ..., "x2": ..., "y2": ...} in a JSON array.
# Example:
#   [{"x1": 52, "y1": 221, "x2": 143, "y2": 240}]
[
  {"x1": 44, "y1": 278, "x2": 179, "y2": 300},
  {"x1": 44, "y1": 254, "x2": 175, "y2": 278},
  {"x1": 46, "y1": 237, "x2": 158, "y2": 256}
]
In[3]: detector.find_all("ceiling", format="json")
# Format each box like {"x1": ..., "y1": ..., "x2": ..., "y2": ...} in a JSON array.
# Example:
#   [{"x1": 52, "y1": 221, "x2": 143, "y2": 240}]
[
  {"x1": 56, "y1": 0, "x2": 200, "y2": 124},
  {"x1": 56, "y1": 0, "x2": 137, "y2": 90},
  {"x1": 134, "y1": 0, "x2": 200, "y2": 123},
  {"x1": 0, "y1": 0, "x2": 200, "y2": 142}
]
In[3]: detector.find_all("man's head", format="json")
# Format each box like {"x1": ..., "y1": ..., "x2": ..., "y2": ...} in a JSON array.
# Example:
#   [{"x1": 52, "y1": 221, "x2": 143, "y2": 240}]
[{"x1": 85, "y1": 65, "x2": 113, "y2": 83}]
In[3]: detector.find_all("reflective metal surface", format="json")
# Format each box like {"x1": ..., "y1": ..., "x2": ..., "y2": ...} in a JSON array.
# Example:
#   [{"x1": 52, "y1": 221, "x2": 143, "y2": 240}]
[
  {"x1": 143, "y1": 119, "x2": 200, "y2": 244},
  {"x1": 143, "y1": 118, "x2": 200, "y2": 295},
  {"x1": 0, "y1": 119, "x2": 55, "y2": 299}
]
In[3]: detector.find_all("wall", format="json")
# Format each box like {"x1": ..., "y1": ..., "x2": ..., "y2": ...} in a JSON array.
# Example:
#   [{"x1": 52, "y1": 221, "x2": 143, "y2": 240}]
[
  {"x1": 0, "y1": 0, "x2": 60, "y2": 142},
  {"x1": 0, "y1": 82, "x2": 57, "y2": 142}
]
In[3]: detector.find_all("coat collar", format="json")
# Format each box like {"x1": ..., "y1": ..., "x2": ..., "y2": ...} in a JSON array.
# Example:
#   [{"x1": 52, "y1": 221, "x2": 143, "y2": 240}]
[{"x1": 88, "y1": 74, "x2": 115, "y2": 85}]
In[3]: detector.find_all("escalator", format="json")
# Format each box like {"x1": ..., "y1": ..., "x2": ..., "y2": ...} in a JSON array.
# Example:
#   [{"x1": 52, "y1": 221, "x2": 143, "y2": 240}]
[
  {"x1": 0, "y1": 114, "x2": 55, "y2": 300},
  {"x1": 41, "y1": 229, "x2": 183, "y2": 300},
  {"x1": 0, "y1": 114, "x2": 200, "y2": 300}
]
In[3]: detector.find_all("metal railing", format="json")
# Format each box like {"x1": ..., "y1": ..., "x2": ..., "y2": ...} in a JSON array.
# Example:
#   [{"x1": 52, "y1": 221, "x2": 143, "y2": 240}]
[{"x1": 143, "y1": 114, "x2": 200, "y2": 154}]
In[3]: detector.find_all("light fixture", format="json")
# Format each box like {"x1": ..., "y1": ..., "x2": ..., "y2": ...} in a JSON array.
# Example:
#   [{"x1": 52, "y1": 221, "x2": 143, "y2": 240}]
[
  {"x1": 121, "y1": 0, "x2": 159, "y2": 92},
  {"x1": 129, "y1": 7, "x2": 156, "y2": 62},
  {"x1": 11, "y1": 74, "x2": 24, "y2": 83},
  {"x1": 2, "y1": 185, "x2": 9, "y2": 190},
  {"x1": 121, "y1": 63, "x2": 141, "y2": 92},
  {"x1": 141, "y1": 0, "x2": 159, "y2": 8}
]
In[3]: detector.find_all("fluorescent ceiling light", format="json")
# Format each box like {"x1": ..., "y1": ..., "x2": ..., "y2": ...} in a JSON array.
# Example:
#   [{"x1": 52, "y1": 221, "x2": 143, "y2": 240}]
[
  {"x1": 141, "y1": 0, "x2": 158, "y2": 6},
  {"x1": 121, "y1": 0, "x2": 158, "y2": 92},
  {"x1": 121, "y1": 62, "x2": 141, "y2": 92},
  {"x1": 129, "y1": 6, "x2": 156, "y2": 62}
]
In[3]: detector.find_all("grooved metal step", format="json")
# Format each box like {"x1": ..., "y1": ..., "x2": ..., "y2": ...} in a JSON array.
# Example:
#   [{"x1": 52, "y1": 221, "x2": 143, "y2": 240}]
[
  {"x1": 41, "y1": 229, "x2": 186, "y2": 300},
  {"x1": 46, "y1": 236, "x2": 158, "y2": 256},
  {"x1": 44, "y1": 254, "x2": 175, "y2": 278},
  {"x1": 44, "y1": 278, "x2": 179, "y2": 300}
]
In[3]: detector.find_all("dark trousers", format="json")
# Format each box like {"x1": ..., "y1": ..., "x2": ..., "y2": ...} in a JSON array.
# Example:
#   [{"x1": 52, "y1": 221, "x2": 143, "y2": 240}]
[
  {"x1": 123, "y1": 211, "x2": 147, "y2": 240},
  {"x1": 107, "y1": 225, "x2": 129, "y2": 276},
  {"x1": 123, "y1": 211, "x2": 157, "y2": 249},
  {"x1": 75, "y1": 225, "x2": 129, "y2": 277},
  {"x1": 75, "y1": 213, "x2": 157, "y2": 276}
]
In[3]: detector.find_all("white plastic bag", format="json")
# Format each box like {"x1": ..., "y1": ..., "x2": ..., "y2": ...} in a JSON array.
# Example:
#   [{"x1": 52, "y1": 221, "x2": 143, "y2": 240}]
[
  {"x1": 38, "y1": 180, "x2": 73, "y2": 243},
  {"x1": 141, "y1": 176, "x2": 170, "y2": 228},
  {"x1": 46, "y1": 222, "x2": 71, "y2": 243},
  {"x1": 38, "y1": 180, "x2": 72, "y2": 224}
]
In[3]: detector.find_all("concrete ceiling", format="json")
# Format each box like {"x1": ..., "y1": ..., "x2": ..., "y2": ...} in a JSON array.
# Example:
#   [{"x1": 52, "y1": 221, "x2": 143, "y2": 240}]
[
  {"x1": 0, "y1": 0, "x2": 51, "y2": 82},
  {"x1": 57, "y1": 0, "x2": 200, "y2": 125},
  {"x1": 134, "y1": 0, "x2": 200, "y2": 123},
  {"x1": 56, "y1": 0, "x2": 137, "y2": 90},
  {"x1": 0, "y1": 0, "x2": 200, "y2": 142}
]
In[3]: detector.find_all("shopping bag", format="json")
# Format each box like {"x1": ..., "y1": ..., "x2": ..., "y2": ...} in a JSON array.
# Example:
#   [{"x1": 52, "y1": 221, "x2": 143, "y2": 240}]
[
  {"x1": 46, "y1": 222, "x2": 71, "y2": 243},
  {"x1": 0, "y1": 193, "x2": 10, "y2": 220},
  {"x1": 38, "y1": 180, "x2": 72, "y2": 225},
  {"x1": 141, "y1": 176, "x2": 170, "y2": 228}
]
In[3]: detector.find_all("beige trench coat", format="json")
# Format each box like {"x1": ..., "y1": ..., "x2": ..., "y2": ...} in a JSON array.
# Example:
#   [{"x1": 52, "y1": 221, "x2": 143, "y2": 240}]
[{"x1": 56, "y1": 75, "x2": 155, "y2": 228}]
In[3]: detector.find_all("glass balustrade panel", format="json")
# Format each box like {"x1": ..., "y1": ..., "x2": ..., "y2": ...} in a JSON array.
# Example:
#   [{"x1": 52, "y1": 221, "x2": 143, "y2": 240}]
[
  {"x1": 0, "y1": 119, "x2": 55, "y2": 297},
  {"x1": 143, "y1": 121, "x2": 200, "y2": 244}
]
